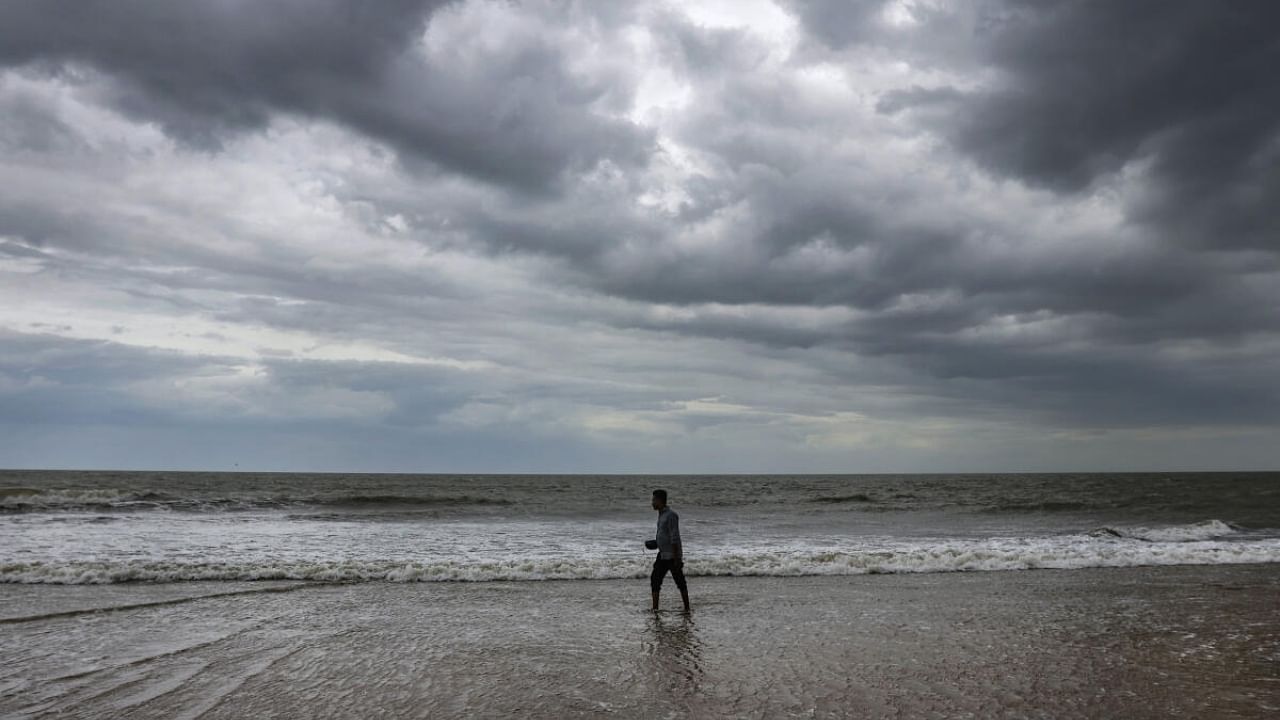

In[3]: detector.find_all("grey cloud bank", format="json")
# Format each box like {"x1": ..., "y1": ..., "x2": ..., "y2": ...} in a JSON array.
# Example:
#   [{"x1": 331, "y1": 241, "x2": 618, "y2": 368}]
[
  {"x1": 1, "y1": 0, "x2": 1277, "y2": 472},
  {"x1": 0, "y1": 0, "x2": 653, "y2": 193}
]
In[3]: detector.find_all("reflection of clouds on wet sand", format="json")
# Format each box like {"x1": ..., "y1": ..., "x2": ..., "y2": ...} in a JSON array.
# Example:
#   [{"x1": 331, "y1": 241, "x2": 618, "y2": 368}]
[
  {"x1": 3, "y1": 569, "x2": 1278, "y2": 718},
  {"x1": 642, "y1": 611, "x2": 704, "y2": 694}
]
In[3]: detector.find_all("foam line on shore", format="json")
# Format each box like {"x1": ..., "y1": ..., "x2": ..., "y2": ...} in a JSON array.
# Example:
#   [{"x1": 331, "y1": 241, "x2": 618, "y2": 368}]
[{"x1": 4, "y1": 532, "x2": 1279, "y2": 585}]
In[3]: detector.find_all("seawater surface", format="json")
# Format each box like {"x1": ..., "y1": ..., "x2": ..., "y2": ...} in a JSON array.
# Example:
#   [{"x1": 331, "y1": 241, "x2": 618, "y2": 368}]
[{"x1": 2, "y1": 471, "x2": 1278, "y2": 584}]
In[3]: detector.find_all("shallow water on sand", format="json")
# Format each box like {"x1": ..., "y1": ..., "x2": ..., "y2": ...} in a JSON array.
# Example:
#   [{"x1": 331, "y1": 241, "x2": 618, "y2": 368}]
[{"x1": 1, "y1": 565, "x2": 1277, "y2": 718}]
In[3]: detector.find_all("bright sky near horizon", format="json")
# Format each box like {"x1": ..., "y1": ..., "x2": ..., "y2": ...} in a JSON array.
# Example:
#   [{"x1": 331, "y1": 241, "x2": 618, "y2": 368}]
[{"x1": 2, "y1": 1, "x2": 1278, "y2": 473}]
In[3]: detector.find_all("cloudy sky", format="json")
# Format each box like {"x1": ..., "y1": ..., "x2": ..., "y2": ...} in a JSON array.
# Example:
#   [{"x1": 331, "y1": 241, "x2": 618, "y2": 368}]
[{"x1": 1, "y1": 0, "x2": 1277, "y2": 473}]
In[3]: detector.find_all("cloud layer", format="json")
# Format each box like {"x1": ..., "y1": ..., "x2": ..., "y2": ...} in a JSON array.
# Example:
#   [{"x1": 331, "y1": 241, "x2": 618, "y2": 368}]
[{"x1": 2, "y1": 0, "x2": 1277, "y2": 471}]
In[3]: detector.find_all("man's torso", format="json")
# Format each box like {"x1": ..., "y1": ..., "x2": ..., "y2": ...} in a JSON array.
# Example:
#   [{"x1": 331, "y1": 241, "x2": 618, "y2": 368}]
[{"x1": 656, "y1": 507, "x2": 681, "y2": 559}]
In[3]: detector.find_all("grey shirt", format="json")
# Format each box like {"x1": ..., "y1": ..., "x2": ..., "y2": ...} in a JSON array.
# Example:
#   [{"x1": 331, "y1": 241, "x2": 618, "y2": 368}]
[{"x1": 656, "y1": 506, "x2": 681, "y2": 560}]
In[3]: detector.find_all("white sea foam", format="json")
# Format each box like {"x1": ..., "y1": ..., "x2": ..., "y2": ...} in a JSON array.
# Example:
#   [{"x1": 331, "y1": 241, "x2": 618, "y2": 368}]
[
  {"x1": 4, "y1": 528, "x2": 1279, "y2": 584},
  {"x1": 1102, "y1": 519, "x2": 1238, "y2": 542},
  {"x1": 1, "y1": 487, "x2": 141, "y2": 510}
]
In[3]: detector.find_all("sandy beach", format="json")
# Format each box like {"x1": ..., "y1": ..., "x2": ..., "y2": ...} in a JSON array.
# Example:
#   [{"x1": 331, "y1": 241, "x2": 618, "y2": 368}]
[{"x1": 2, "y1": 564, "x2": 1277, "y2": 719}]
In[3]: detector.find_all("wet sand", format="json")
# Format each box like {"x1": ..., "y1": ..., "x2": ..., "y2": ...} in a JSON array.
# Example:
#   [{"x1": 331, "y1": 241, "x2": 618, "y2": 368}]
[{"x1": 2, "y1": 564, "x2": 1278, "y2": 719}]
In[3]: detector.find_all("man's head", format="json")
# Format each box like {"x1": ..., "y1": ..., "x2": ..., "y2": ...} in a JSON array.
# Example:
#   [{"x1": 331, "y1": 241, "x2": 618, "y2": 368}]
[{"x1": 652, "y1": 489, "x2": 668, "y2": 510}]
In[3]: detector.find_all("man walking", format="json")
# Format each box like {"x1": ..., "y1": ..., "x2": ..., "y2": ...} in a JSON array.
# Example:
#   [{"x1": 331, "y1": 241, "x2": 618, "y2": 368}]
[{"x1": 649, "y1": 488, "x2": 690, "y2": 612}]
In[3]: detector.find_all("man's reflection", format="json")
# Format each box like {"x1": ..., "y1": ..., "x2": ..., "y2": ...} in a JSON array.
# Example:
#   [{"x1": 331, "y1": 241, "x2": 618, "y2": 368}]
[{"x1": 644, "y1": 611, "x2": 704, "y2": 692}]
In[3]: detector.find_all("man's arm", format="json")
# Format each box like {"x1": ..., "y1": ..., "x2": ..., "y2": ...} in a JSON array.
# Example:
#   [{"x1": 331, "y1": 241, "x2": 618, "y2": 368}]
[{"x1": 671, "y1": 514, "x2": 683, "y2": 562}]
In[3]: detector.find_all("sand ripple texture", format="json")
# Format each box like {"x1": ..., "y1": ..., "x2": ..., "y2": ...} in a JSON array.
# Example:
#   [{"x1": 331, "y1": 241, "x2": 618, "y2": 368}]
[{"x1": 1, "y1": 565, "x2": 1278, "y2": 719}]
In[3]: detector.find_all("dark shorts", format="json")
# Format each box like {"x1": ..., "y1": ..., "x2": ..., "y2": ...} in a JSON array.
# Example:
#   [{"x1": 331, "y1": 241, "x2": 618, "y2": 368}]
[{"x1": 651, "y1": 556, "x2": 687, "y2": 593}]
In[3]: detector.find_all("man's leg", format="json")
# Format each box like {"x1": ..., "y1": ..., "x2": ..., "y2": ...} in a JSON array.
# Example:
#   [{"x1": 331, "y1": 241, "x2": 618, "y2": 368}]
[
  {"x1": 672, "y1": 563, "x2": 690, "y2": 612},
  {"x1": 650, "y1": 558, "x2": 666, "y2": 611}
]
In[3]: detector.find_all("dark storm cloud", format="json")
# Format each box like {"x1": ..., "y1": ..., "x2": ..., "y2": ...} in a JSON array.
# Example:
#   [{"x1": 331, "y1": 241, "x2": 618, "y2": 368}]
[
  {"x1": 779, "y1": 0, "x2": 895, "y2": 51},
  {"x1": 0, "y1": 333, "x2": 599, "y2": 472},
  {"x1": 0, "y1": 236, "x2": 49, "y2": 262},
  {"x1": 250, "y1": 357, "x2": 475, "y2": 428},
  {"x1": 0, "y1": 199, "x2": 106, "y2": 257},
  {"x1": 877, "y1": 0, "x2": 1280, "y2": 250},
  {"x1": 0, "y1": 0, "x2": 653, "y2": 193},
  {"x1": 780, "y1": 0, "x2": 980, "y2": 68},
  {"x1": 528, "y1": 1, "x2": 1280, "y2": 433},
  {"x1": 0, "y1": 332, "x2": 474, "y2": 428},
  {"x1": 3, "y1": 0, "x2": 1278, "y2": 471},
  {"x1": 834, "y1": 325, "x2": 1280, "y2": 428},
  {"x1": 0, "y1": 332, "x2": 208, "y2": 425},
  {"x1": 0, "y1": 168, "x2": 475, "y2": 332},
  {"x1": 0, "y1": 81, "x2": 84, "y2": 156},
  {"x1": 649, "y1": 10, "x2": 772, "y2": 80}
]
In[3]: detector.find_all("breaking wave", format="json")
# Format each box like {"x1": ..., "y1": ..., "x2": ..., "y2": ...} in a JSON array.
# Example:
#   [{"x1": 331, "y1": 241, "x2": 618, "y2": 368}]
[
  {"x1": 1089, "y1": 519, "x2": 1238, "y2": 542},
  {"x1": 5, "y1": 523, "x2": 1277, "y2": 584}
]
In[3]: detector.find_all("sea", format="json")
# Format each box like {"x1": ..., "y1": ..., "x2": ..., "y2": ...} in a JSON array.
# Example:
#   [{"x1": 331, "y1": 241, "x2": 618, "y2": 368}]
[{"x1": 2, "y1": 471, "x2": 1279, "y2": 585}]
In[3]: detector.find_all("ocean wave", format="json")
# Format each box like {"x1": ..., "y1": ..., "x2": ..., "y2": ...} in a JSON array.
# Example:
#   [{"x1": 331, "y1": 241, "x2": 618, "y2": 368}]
[
  {"x1": 1089, "y1": 519, "x2": 1238, "y2": 542},
  {"x1": 1, "y1": 487, "x2": 249, "y2": 513},
  {"x1": 810, "y1": 493, "x2": 876, "y2": 504},
  {"x1": 981, "y1": 500, "x2": 1095, "y2": 513},
  {"x1": 0, "y1": 487, "x2": 42, "y2": 499},
  {"x1": 0, "y1": 487, "x2": 510, "y2": 513},
  {"x1": 6, "y1": 533, "x2": 1278, "y2": 584},
  {"x1": 326, "y1": 494, "x2": 510, "y2": 506}
]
